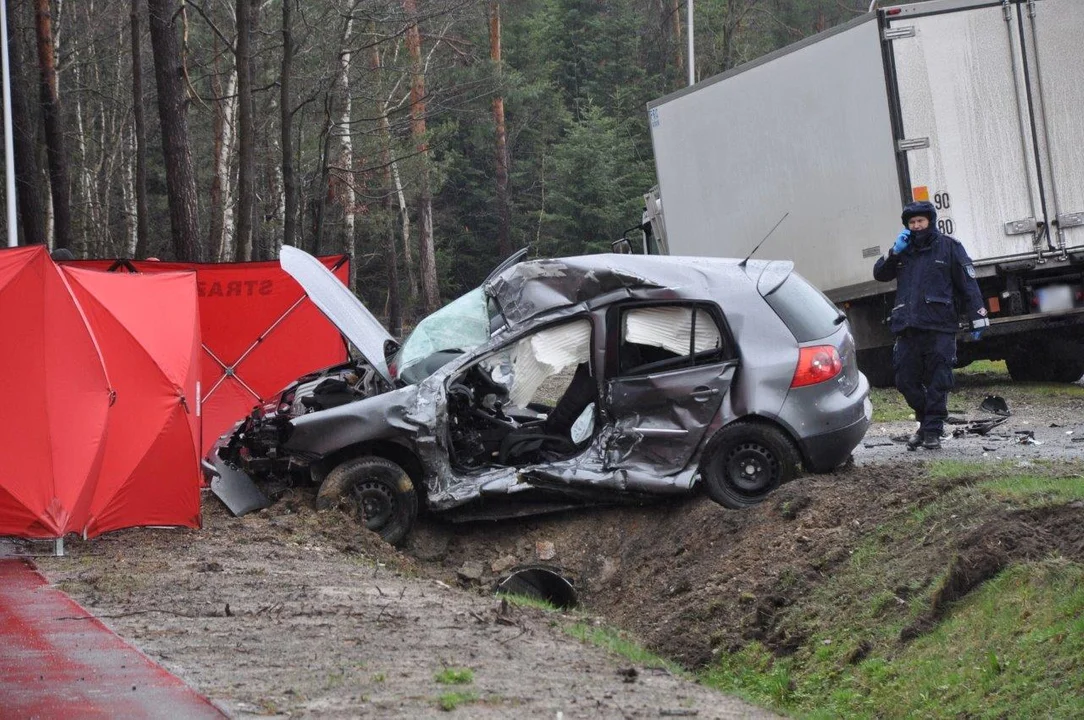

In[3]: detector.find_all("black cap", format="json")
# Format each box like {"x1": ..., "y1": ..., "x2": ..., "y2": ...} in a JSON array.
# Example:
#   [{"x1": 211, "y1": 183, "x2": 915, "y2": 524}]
[{"x1": 901, "y1": 200, "x2": 937, "y2": 227}]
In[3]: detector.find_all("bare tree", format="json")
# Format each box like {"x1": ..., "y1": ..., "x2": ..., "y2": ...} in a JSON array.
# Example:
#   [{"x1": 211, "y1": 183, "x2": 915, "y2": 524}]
[
  {"x1": 402, "y1": 0, "x2": 439, "y2": 314},
  {"x1": 280, "y1": 0, "x2": 296, "y2": 250},
  {"x1": 208, "y1": 29, "x2": 237, "y2": 262},
  {"x1": 234, "y1": 0, "x2": 254, "y2": 260},
  {"x1": 5, "y1": 0, "x2": 45, "y2": 246},
  {"x1": 335, "y1": 5, "x2": 356, "y2": 286},
  {"x1": 34, "y1": 0, "x2": 72, "y2": 249},
  {"x1": 147, "y1": 0, "x2": 201, "y2": 261},
  {"x1": 489, "y1": 0, "x2": 511, "y2": 258},
  {"x1": 130, "y1": 0, "x2": 149, "y2": 258},
  {"x1": 671, "y1": 0, "x2": 684, "y2": 75},
  {"x1": 370, "y1": 19, "x2": 403, "y2": 333},
  {"x1": 311, "y1": 93, "x2": 333, "y2": 255}
]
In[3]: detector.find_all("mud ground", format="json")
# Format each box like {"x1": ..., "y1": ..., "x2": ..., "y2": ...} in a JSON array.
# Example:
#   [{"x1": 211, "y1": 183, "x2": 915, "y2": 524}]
[{"x1": 21, "y1": 372, "x2": 1084, "y2": 718}]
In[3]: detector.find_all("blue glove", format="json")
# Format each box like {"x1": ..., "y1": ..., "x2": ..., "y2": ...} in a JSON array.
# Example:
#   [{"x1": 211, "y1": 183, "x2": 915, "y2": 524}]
[
  {"x1": 970, "y1": 317, "x2": 990, "y2": 341},
  {"x1": 892, "y1": 230, "x2": 911, "y2": 254}
]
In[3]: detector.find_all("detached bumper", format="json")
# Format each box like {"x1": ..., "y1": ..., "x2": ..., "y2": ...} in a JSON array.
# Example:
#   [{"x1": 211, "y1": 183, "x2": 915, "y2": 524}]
[
  {"x1": 799, "y1": 396, "x2": 872, "y2": 472},
  {"x1": 205, "y1": 451, "x2": 272, "y2": 516}
]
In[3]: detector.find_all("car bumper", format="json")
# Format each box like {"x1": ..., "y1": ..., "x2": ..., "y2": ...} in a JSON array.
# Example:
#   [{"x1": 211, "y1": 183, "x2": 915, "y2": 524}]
[{"x1": 798, "y1": 395, "x2": 872, "y2": 472}]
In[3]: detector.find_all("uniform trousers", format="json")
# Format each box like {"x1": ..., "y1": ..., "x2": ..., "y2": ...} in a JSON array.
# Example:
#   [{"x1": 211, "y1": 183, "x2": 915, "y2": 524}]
[{"x1": 893, "y1": 329, "x2": 956, "y2": 436}]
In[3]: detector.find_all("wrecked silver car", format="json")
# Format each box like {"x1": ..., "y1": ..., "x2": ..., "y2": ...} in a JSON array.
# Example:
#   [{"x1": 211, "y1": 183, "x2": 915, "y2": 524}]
[{"x1": 208, "y1": 247, "x2": 871, "y2": 544}]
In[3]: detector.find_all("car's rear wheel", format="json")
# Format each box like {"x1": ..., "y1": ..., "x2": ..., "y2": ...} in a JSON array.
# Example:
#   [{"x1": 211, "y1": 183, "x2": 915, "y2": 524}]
[
  {"x1": 700, "y1": 422, "x2": 798, "y2": 509},
  {"x1": 316, "y1": 456, "x2": 418, "y2": 545}
]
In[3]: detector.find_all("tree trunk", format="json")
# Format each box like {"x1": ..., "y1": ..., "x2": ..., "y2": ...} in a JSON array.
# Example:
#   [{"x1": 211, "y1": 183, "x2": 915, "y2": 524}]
[
  {"x1": 312, "y1": 94, "x2": 333, "y2": 256},
  {"x1": 147, "y1": 0, "x2": 201, "y2": 261},
  {"x1": 122, "y1": 126, "x2": 136, "y2": 255},
  {"x1": 269, "y1": 94, "x2": 284, "y2": 258},
  {"x1": 72, "y1": 60, "x2": 97, "y2": 252},
  {"x1": 280, "y1": 0, "x2": 296, "y2": 250},
  {"x1": 369, "y1": 22, "x2": 401, "y2": 335},
  {"x1": 390, "y1": 157, "x2": 415, "y2": 301},
  {"x1": 489, "y1": 0, "x2": 511, "y2": 258},
  {"x1": 402, "y1": 0, "x2": 439, "y2": 314},
  {"x1": 209, "y1": 59, "x2": 237, "y2": 262},
  {"x1": 671, "y1": 0, "x2": 683, "y2": 75},
  {"x1": 336, "y1": 8, "x2": 355, "y2": 287},
  {"x1": 5, "y1": 0, "x2": 46, "y2": 246},
  {"x1": 34, "y1": 0, "x2": 72, "y2": 250},
  {"x1": 130, "y1": 0, "x2": 149, "y2": 258},
  {"x1": 233, "y1": 0, "x2": 254, "y2": 260}
]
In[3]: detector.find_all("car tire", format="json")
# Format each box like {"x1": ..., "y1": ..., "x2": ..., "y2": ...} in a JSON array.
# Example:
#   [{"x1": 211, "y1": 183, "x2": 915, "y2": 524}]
[
  {"x1": 700, "y1": 422, "x2": 798, "y2": 509},
  {"x1": 316, "y1": 456, "x2": 418, "y2": 545}
]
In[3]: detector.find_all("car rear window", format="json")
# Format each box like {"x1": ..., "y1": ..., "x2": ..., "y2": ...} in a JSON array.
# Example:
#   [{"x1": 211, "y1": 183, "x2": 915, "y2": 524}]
[{"x1": 762, "y1": 274, "x2": 843, "y2": 342}]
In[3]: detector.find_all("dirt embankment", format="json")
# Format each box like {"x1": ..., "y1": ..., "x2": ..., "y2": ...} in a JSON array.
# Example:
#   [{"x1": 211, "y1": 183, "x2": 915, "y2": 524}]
[
  {"x1": 29, "y1": 373, "x2": 1084, "y2": 717},
  {"x1": 33, "y1": 493, "x2": 777, "y2": 719},
  {"x1": 412, "y1": 461, "x2": 1084, "y2": 668}
]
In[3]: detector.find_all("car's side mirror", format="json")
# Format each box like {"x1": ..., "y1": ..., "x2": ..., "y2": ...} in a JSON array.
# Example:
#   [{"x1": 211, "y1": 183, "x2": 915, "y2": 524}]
[{"x1": 611, "y1": 237, "x2": 632, "y2": 254}]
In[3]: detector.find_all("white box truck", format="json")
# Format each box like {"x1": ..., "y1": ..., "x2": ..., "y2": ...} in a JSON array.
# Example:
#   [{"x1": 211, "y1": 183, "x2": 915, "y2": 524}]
[{"x1": 638, "y1": 0, "x2": 1084, "y2": 386}]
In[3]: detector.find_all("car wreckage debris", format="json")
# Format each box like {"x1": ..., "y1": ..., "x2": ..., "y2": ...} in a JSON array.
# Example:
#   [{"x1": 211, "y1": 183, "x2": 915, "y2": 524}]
[
  {"x1": 979, "y1": 394, "x2": 1011, "y2": 417},
  {"x1": 950, "y1": 416, "x2": 1009, "y2": 438}
]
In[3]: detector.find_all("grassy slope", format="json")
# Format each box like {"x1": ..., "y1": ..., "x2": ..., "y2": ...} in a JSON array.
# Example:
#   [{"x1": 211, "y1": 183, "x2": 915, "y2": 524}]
[
  {"x1": 698, "y1": 460, "x2": 1084, "y2": 718},
  {"x1": 554, "y1": 361, "x2": 1084, "y2": 717},
  {"x1": 871, "y1": 359, "x2": 1084, "y2": 422}
]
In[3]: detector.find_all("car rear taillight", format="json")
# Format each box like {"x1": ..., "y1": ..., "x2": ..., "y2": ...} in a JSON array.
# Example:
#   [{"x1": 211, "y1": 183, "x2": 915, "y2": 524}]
[{"x1": 791, "y1": 345, "x2": 843, "y2": 388}]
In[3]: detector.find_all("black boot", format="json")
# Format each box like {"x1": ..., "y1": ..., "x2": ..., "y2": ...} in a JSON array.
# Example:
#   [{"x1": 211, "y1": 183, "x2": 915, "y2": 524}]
[
  {"x1": 922, "y1": 431, "x2": 942, "y2": 450},
  {"x1": 905, "y1": 432, "x2": 923, "y2": 451}
]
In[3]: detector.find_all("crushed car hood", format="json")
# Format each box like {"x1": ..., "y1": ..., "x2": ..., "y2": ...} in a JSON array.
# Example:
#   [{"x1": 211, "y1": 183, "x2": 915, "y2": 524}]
[{"x1": 280, "y1": 245, "x2": 396, "y2": 384}]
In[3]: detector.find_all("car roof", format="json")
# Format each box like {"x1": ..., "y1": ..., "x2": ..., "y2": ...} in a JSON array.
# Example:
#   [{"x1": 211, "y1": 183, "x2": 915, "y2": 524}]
[{"x1": 486, "y1": 254, "x2": 793, "y2": 327}]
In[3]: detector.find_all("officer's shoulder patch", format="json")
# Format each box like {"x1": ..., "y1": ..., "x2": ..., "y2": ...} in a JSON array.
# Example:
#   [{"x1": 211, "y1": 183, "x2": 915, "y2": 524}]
[{"x1": 966, "y1": 264, "x2": 977, "y2": 278}]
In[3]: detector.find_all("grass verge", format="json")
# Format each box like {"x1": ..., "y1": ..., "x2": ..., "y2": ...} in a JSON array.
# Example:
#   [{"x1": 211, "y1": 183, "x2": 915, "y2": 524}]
[{"x1": 699, "y1": 461, "x2": 1084, "y2": 718}]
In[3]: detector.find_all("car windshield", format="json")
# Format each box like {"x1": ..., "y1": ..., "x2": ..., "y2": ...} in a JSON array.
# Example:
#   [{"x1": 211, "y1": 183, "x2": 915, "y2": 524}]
[{"x1": 392, "y1": 286, "x2": 493, "y2": 382}]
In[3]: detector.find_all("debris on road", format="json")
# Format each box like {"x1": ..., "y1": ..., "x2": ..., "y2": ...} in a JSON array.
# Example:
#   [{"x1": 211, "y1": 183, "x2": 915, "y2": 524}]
[
  {"x1": 979, "y1": 395, "x2": 1011, "y2": 416},
  {"x1": 951, "y1": 416, "x2": 1009, "y2": 438}
]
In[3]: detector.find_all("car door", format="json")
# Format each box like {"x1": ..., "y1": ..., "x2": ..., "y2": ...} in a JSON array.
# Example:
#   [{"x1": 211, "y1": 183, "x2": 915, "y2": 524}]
[{"x1": 603, "y1": 303, "x2": 737, "y2": 474}]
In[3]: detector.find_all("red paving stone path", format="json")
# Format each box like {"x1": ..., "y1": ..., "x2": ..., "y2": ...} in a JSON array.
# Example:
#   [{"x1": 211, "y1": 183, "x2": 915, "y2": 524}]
[{"x1": 0, "y1": 559, "x2": 224, "y2": 719}]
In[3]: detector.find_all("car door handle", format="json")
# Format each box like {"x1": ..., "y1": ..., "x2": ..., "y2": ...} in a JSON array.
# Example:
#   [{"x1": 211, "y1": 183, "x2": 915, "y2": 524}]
[{"x1": 691, "y1": 386, "x2": 720, "y2": 402}]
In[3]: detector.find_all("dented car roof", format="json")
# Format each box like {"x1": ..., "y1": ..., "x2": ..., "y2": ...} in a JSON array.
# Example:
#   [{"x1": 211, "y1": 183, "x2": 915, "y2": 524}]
[{"x1": 485, "y1": 255, "x2": 793, "y2": 327}]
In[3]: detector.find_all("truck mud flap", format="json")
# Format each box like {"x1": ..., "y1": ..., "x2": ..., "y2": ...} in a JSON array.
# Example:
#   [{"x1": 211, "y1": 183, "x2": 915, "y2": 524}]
[{"x1": 206, "y1": 456, "x2": 272, "y2": 516}]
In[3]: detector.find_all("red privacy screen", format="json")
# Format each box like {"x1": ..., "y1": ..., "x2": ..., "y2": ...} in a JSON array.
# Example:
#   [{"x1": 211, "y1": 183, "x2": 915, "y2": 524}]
[{"x1": 70, "y1": 255, "x2": 351, "y2": 454}]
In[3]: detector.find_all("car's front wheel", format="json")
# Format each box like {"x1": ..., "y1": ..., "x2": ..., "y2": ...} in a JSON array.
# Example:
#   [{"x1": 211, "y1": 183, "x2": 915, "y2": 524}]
[
  {"x1": 316, "y1": 456, "x2": 418, "y2": 545},
  {"x1": 700, "y1": 422, "x2": 798, "y2": 509}
]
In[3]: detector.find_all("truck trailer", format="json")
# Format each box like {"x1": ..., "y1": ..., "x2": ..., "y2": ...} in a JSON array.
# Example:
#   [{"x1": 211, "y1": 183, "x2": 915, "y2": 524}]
[{"x1": 640, "y1": 0, "x2": 1084, "y2": 386}]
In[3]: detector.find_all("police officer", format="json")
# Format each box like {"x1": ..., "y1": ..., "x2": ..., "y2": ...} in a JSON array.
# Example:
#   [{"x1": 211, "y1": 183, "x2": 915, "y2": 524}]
[{"x1": 873, "y1": 200, "x2": 989, "y2": 450}]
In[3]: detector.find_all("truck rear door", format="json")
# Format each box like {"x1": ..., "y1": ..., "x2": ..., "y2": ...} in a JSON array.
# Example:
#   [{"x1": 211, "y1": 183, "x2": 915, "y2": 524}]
[
  {"x1": 1025, "y1": 0, "x2": 1084, "y2": 254},
  {"x1": 885, "y1": 0, "x2": 1082, "y2": 260}
]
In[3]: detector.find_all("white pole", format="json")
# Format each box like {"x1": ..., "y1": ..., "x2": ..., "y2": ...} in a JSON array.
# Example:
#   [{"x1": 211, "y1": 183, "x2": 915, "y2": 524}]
[
  {"x1": 1, "y1": 0, "x2": 17, "y2": 247},
  {"x1": 687, "y1": 0, "x2": 695, "y2": 87}
]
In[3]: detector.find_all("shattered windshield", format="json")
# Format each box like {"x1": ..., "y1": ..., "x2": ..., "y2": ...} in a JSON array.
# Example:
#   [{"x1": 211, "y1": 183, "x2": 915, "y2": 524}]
[{"x1": 393, "y1": 287, "x2": 493, "y2": 382}]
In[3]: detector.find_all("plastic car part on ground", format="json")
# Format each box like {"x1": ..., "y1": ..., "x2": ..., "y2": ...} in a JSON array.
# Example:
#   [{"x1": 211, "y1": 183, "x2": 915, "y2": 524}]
[{"x1": 979, "y1": 394, "x2": 1011, "y2": 417}]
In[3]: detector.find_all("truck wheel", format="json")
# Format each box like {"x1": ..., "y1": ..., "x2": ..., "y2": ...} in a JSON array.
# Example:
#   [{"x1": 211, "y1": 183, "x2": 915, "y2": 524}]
[
  {"x1": 699, "y1": 422, "x2": 798, "y2": 509},
  {"x1": 1005, "y1": 354, "x2": 1038, "y2": 382},
  {"x1": 316, "y1": 456, "x2": 418, "y2": 545},
  {"x1": 857, "y1": 347, "x2": 895, "y2": 388},
  {"x1": 1007, "y1": 342, "x2": 1084, "y2": 383}
]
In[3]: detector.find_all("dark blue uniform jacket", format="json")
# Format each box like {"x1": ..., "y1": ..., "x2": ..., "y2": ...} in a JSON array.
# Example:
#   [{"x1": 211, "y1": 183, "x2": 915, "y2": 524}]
[{"x1": 873, "y1": 218, "x2": 985, "y2": 335}]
